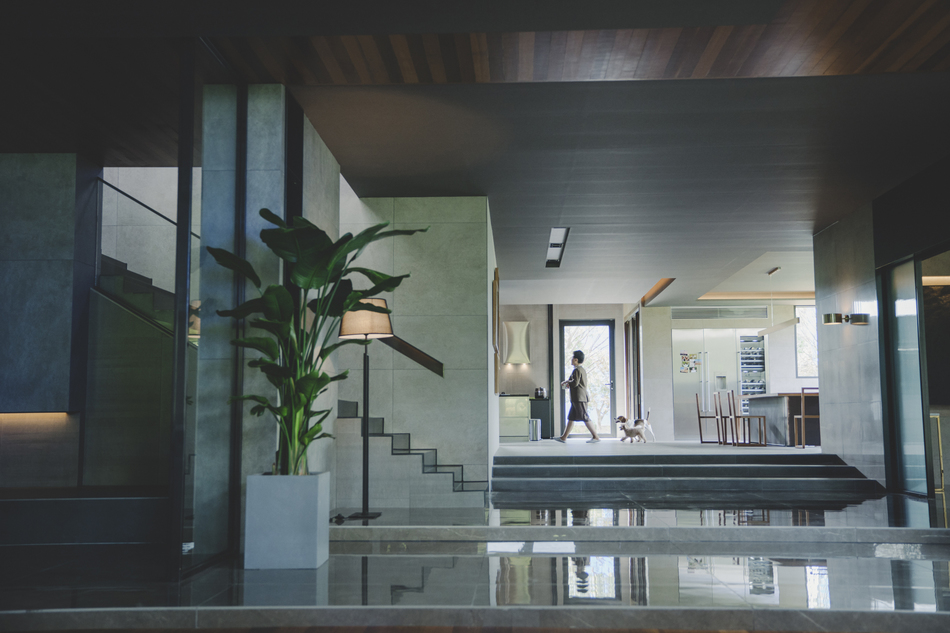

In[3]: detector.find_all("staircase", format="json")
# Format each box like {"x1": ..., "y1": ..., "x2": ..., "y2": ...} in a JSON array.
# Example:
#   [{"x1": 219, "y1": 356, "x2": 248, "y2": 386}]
[
  {"x1": 336, "y1": 400, "x2": 488, "y2": 505},
  {"x1": 98, "y1": 255, "x2": 177, "y2": 329},
  {"x1": 491, "y1": 452, "x2": 886, "y2": 503}
]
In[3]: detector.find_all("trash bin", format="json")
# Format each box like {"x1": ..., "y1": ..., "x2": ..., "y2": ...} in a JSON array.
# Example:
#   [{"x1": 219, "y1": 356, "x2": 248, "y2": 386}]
[{"x1": 528, "y1": 418, "x2": 541, "y2": 441}]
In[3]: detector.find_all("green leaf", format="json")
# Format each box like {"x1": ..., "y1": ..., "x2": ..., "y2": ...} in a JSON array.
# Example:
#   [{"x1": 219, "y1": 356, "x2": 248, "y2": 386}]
[
  {"x1": 250, "y1": 318, "x2": 290, "y2": 340},
  {"x1": 206, "y1": 247, "x2": 262, "y2": 289},
  {"x1": 259, "y1": 207, "x2": 287, "y2": 229},
  {"x1": 296, "y1": 372, "x2": 333, "y2": 402},
  {"x1": 261, "y1": 285, "x2": 295, "y2": 323},
  {"x1": 348, "y1": 267, "x2": 394, "y2": 286},
  {"x1": 317, "y1": 338, "x2": 370, "y2": 360},
  {"x1": 326, "y1": 279, "x2": 354, "y2": 318},
  {"x1": 217, "y1": 297, "x2": 265, "y2": 319},
  {"x1": 231, "y1": 337, "x2": 278, "y2": 360},
  {"x1": 258, "y1": 363, "x2": 294, "y2": 379},
  {"x1": 342, "y1": 295, "x2": 392, "y2": 315}
]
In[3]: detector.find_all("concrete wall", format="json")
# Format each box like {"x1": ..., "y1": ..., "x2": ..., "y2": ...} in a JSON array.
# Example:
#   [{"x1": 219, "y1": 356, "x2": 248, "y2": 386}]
[
  {"x1": 640, "y1": 307, "x2": 675, "y2": 441},
  {"x1": 300, "y1": 114, "x2": 341, "y2": 484},
  {"x1": 0, "y1": 154, "x2": 79, "y2": 412},
  {"x1": 0, "y1": 413, "x2": 79, "y2": 487},
  {"x1": 813, "y1": 205, "x2": 885, "y2": 484},
  {"x1": 336, "y1": 196, "x2": 492, "y2": 503}
]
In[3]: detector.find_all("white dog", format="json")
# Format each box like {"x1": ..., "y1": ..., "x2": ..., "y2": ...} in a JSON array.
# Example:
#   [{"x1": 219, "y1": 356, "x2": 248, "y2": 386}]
[{"x1": 618, "y1": 409, "x2": 654, "y2": 443}]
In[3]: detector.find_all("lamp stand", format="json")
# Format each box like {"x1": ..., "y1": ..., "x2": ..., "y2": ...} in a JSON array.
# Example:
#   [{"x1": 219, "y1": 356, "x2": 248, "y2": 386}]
[{"x1": 347, "y1": 343, "x2": 380, "y2": 522}]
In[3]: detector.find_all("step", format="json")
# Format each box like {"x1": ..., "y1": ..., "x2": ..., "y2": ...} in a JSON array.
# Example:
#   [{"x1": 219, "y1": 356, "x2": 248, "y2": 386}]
[
  {"x1": 492, "y1": 463, "x2": 865, "y2": 479},
  {"x1": 490, "y1": 476, "x2": 884, "y2": 493},
  {"x1": 493, "y1": 453, "x2": 843, "y2": 466}
]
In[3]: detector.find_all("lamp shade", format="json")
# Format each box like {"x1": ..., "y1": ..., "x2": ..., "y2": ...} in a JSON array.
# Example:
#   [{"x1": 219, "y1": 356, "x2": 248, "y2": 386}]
[
  {"x1": 822, "y1": 313, "x2": 843, "y2": 325},
  {"x1": 339, "y1": 298, "x2": 393, "y2": 339},
  {"x1": 848, "y1": 313, "x2": 870, "y2": 325}
]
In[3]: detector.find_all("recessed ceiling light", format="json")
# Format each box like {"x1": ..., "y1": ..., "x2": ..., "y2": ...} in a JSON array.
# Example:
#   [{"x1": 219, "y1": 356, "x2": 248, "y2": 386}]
[{"x1": 545, "y1": 227, "x2": 570, "y2": 268}]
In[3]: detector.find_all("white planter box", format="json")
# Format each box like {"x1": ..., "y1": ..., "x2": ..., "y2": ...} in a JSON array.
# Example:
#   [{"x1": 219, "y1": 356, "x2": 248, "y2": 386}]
[{"x1": 244, "y1": 471, "x2": 330, "y2": 569}]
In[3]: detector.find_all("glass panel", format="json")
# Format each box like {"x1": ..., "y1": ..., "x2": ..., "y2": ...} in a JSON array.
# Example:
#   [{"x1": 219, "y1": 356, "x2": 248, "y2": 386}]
[
  {"x1": 921, "y1": 247, "x2": 950, "y2": 527},
  {"x1": 887, "y1": 260, "x2": 927, "y2": 495},
  {"x1": 795, "y1": 305, "x2": 818, "y2": 377},
  {"x1": 562, "y1": 324, "x2": 614, "y2": 436}
]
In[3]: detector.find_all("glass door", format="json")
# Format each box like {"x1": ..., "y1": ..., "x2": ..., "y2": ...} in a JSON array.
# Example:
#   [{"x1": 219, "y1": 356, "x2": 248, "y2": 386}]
[
  {"x1": 884, "y1": 259, "x2": 929, "y2": 496},
  {"x1": 560, "y1": 320, "x2": 616, "y2": 438}
]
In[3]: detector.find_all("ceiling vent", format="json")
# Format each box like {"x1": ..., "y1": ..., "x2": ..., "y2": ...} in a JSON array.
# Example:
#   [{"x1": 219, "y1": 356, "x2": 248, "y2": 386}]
[{"x1": 671, "y1": 306, "x2": 769, "y2": 320}]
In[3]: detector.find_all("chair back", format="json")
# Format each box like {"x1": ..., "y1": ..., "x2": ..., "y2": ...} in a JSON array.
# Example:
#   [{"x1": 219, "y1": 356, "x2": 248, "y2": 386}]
[{"x1": 801, "y1": 386, "x2": 819, "y2": 410}]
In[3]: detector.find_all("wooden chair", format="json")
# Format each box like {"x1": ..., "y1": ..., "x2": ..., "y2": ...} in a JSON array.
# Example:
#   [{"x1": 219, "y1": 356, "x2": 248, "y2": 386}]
[
  {"x1": 714, "y1": 391, "x2": 736, "y2": 446},
  {"x1": 695, "y1": 393, "x2": 720, "y2": 443},
  {"x1": 792, "y1": 387, "x2": 820, "y2": 448},
  {"x1": 728, "y1": 390, "x2": 767, "y2": 446}
]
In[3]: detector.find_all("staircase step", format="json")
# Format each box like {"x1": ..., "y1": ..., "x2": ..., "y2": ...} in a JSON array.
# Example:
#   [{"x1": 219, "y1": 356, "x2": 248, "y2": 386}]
[
  {"x1": 490, "y1": 477, "x2": 883, "y2": 493},
  {"x1": 492, "y1": 464, "x2": 864, "y2": 479},
  {"x1": 493, "y1": 453, "x2": 843, "y2": 466}
]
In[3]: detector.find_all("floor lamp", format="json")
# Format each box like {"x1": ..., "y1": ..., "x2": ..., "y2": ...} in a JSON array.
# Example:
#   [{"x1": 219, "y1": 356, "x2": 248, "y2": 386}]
[{"x1": 339, "y1": 298, "x2": 393, "y2": 521}]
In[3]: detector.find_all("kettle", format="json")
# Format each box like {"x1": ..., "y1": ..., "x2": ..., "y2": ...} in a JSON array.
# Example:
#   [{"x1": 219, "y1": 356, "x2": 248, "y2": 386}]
[{"x1": 534, "y1": 387, "x2": 547, "y2": 399}]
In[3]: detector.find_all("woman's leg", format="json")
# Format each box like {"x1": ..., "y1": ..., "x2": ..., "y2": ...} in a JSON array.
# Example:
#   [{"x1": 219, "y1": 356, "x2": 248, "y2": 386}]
[
  {"x1": 583, "y1": 418, "x2": 600, "y2": 440},
  {"x1": 559, "y1": 420, "x2": 575, "y2": 441}
]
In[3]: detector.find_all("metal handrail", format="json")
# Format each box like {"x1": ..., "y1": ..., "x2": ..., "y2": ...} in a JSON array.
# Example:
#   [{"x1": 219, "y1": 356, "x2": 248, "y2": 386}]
[{"x1": 97, "y1": 177, "x2": 200, "y2": 240}]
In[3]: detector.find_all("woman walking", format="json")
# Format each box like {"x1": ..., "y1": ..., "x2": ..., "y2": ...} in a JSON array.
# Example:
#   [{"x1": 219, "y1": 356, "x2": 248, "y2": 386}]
[{"x1": 555, "y1": 350, "x2": 601, "y2": 443}]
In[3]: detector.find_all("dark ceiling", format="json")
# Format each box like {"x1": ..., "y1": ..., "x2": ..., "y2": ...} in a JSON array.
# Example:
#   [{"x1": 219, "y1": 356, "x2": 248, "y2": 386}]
[{"x1": 4, "y1": 0, "x2": 950, "y2": 304}]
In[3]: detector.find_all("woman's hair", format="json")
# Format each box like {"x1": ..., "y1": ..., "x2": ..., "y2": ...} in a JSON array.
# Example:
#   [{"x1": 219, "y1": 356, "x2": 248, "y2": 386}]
[{"x1": 572, "y1": 350, "x2": 585, "y2": 364}]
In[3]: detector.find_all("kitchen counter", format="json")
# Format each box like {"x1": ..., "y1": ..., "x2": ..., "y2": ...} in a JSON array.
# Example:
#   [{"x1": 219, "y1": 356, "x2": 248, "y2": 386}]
[{"x1": 746, "y1": 392, "x2": 819, "y2": 447}]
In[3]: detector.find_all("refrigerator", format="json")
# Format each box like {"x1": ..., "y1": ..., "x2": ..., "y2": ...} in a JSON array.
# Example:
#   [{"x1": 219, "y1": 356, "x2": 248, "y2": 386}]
[{"x1": 671, "y1": 328, "x2": 766, "y2": 440}]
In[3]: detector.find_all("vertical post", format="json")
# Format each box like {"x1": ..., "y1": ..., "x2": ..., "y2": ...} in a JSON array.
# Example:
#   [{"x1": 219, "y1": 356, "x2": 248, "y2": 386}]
[
  {"x1": 362, "y1": 345, "x2": 370, "y2": 514},
  {"x1": 168, "y1": 37, "x2": 196, "y2": 581}
]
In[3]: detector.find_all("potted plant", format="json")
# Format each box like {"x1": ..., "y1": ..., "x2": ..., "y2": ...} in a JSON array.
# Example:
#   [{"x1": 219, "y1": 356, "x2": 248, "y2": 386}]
[{"x1": 208, "y1": 208, "x2": 424, "y2": 568}]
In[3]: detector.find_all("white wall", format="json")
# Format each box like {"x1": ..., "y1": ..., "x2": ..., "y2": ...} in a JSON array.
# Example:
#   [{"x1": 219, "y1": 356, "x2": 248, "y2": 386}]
[{"x1": 640, "y1": 307, "x2": 675, "y2": 441}]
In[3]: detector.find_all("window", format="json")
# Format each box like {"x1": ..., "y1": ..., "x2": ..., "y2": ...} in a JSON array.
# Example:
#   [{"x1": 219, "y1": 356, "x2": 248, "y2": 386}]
[{"x1": 795, "y1": 305, "x2": 818, "y2": 377}]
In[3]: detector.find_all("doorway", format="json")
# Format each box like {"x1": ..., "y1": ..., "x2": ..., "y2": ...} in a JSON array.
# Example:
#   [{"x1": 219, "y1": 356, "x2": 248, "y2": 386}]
[{"x1": 559, "y1": 320, "x2": 616, "y2": 438}]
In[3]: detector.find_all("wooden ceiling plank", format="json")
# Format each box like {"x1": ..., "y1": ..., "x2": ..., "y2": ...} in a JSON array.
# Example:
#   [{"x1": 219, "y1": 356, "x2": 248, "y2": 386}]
[
  {"x1": 439, "y1": 34, "x2": 463, "y2": 83},
  {"x1": 340, "y1": 35, "x2": 373, "y2": 84},
  {"x1": 692, "y1": 26, "x2": 733, "y2": 78},
  {"x1": 532, "y1": 31, "x2": 552, "y2": 81},
  {"x1": 575, "y1": 30, "x2": 601, "y2": 80},
  {"x1": 518, "y1": 32, "x2": 535, "y2": 82},
  {"x1": 618, "y1": 28, "x2": 651, "y2": 79},
  {"x1": 635, "y1": 28, "x2": 682, "y2": 79},
  {"x1": 454, "y1": 33, "x2": 477, "y2": 83},
  {"x1": 279, "y1": 38, "x2": 319, "y2": 85},
  {"x1": 247, "y1": 37, "x2": 287, "y2": 83},
  {"x1": 406, "y1": 34, "x2": 434, "y2": 83},
  {"x1": 906, "y1": 23, "x2": 950, "y2": 70},
  {"x1": 357, "y1": 35, "x2": 393, "y2": 84},
  {"x1": 500, "y1": 32, "x2": 520, "y2": 82},
  {"x1": 928, "y1": 40, "x2": 950, "y2": 70},
  {"x1": 604, "y1": 29, "x2": 634, "y2": 80},
  {"x1": 371, "y1": 34, "x2": 404, "y2": 84},
  {"x1": 209, "y1": 37, "x2": 262, "y2": 83},
  {"x1": 388, "y1": 34, "x2": 419, "y2": 84},
  {"x1": 422, "y1": 33, "x2": 448, "y2": 83},
  {"x1": 796, "y1": 0, "x2": 875, "y2": 76},
  {"x1": 327, "y1": 36, "x2": 364, "y2": 84},
  {"x1": 287, "y1": 36, "x2": 335, "y2": 85},
  {"x1": 726, "y1": 24, "x2": 770, "y2": 77},
  {"x1": 813, "y1": 0, "x2": 902, "y2": 76},
  {"x1": 546, "y1": 31, "x2": 569, "y2": 81},
  {"x1": 562, "y1": 30, "x2": 585, "y2": 81},
  {"x1": 739, "y1": 0, "x2": 813, "y2": 77},
  {"x1": 588, "y1": 29, "x2": 616, "y2": 80},
  {"x1": 666, "y1": 26, "x2": 715, "y2": 79},
  {"x1": 853, "y1": 0, "x2": 938, "y2": 73},
  {"x1": 470, "y1": 33, "x2": 491, "y2": 82},
  {"x1": 486, "y1": 32, "x2": 505, "y2": 82},
  {"x1": 310, "y1": 36, "x2": 349, "y2": 84},
  {"x1": 778, "y1": 0, "x2": 853, "y2": 76},
  {"x1": 887, "y1": 12, "x2": 950, "y2": 71}
]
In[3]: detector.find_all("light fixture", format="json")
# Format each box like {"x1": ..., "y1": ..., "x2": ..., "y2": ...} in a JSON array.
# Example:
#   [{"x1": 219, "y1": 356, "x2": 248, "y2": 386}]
[
  {"x1": 545, "y1": 227, "x2": 570, "y2": 268},
  {"x1": 339, "y1": 298, "x2": 394, "y2": 521},
  {"x1": 504, "y1": 321, "x2": 530, "y2": 364},
  {"x1": 822, "y1": 312, "x2": 869, "y2": 325}
]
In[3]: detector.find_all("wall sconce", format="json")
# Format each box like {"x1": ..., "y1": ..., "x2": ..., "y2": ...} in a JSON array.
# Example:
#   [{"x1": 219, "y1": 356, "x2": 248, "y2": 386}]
[
  {"x1": 822, "y1": 312, "x2": 870, "y2": 325},
  {"x1": 504, "y1": 321, "x2": 530, "y2": 364}
]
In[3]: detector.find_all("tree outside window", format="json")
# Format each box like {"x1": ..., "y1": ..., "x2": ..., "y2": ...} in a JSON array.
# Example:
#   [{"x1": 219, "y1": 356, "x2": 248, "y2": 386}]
[{"x1": 795, "y1": 306, "x2": 818, "y2": 377}]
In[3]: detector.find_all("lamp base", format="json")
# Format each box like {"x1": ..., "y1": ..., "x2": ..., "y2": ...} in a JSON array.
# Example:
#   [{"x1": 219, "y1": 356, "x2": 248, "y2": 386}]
[{"x1": 346, "y1": 511, "x2": 382, "y2": 521}]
